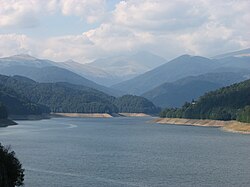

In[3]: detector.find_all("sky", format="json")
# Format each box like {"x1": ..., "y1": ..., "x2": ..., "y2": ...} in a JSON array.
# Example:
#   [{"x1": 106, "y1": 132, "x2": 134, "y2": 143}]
[{"x1": 0, "y1": 0, "x2": 249, "y2": 63}]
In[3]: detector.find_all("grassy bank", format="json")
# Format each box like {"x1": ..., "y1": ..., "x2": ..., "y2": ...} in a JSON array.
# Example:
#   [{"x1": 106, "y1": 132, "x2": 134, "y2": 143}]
[{"x1": 155, "y1": 118, "x2": 250, "y2": 134}]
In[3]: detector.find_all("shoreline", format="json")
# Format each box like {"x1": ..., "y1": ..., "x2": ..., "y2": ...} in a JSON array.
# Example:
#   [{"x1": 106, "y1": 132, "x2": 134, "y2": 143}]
[
  {"x1": 1, "y1": 112, "x2": 152, "y2": 127},
  {"x1": 9, "y1": 114, "x2": 51, "y2": 120},
  {"x1": 118, "y1": 113, "x2": 151, "y2": 117},
  {"x1": 51, "y1": 112, "x2": 151, "y2": 118},
  {"x1": 0, "y1": 119, "x2": 18, "y2": 127},
  {"x1": 155, "y1": 118, "x2": 250, "y2": 134},
  {"x1": 51, "y1": 113, "x2": 113, "y2": 118}
]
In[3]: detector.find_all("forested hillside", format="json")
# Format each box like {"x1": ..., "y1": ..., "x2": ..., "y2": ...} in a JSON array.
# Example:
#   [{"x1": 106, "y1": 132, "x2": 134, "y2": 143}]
[
  {"x1": 0, "y1": 75, "x2": 159, "y2": 114},
  {"x1": 160, "y1": 79, "x2": 250, "y2": 123},
  {"x1": 0, "y1": 84, "x2": 50, "y2": 116},
  {"x1": 0, "y1": 65, "x2": 121, "y2": 96},
  {"x1": 112, "y1": 55, "x2": 215, "y2": 94},
  {"x1": 112, "y1": 54, "x2": 250, "y2": 95},
  {"x1": 114, "y1": 95, "x2": 160, "y2": 114},
  {"x1": 0, "y1": 103, "x2": 8, "y2": 119},
  {"x1": 143, "y1": 72, "x2": 248, "y2": 108}
]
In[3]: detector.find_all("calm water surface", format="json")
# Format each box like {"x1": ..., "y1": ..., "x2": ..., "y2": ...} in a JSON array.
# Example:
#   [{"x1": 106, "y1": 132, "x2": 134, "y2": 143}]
[{"x1": 0, "y1": 117, "x2": 250, "y2": 187}]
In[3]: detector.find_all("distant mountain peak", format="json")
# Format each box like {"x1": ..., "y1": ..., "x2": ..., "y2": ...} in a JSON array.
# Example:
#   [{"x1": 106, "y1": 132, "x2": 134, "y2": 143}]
[
  {"x1": 178, "y1": 54, "x2": 191, "y2": 58},
  {"x1": 11, "y1": 54, "x2": 37, "y2": 60},
  {"x1": 181, "y1": 54, "x2": 190, "y2": 57},
  {"x1": 173, "y1": 54, "x2": 212, "y2": 63},
  {"x1": 64, "y1": 59, "x2": 76, "y2": 63},
  {"x1": 170, "y1": 54, "x2": 200, "y2": 63}
]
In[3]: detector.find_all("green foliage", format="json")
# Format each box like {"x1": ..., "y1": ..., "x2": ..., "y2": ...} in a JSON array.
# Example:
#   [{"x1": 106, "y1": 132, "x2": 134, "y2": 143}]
[
  {"x1": 0, "y1": 75, "x2": 118, "y2": 114},
  {"x1": 159, "y1": 109, "x2": 167, "y2": 118},
  {"x1": 114, "y1": 95, "x2": 160, "y2": 114},
  {"x1": 237, "y1": 106, "x2": 250, "y2": 123},
  {"x1": 0, "y1": 144, "x2": 24, "y2": 186},
  {"x1": 0, "y1": 75, "x2": 159, "y2": 114},
  {"x1": 161, "y1": 79, "x2": 250, "y2": 121},
  {"x1": 142, "y1": 71, "x2": 246, "y2": 108},
  {"x1": 0, "y1": 103, "x2": 8, "y2": 119},
  {"x1": 0, "y1": 82, "x2": 50, "y2": 115}
]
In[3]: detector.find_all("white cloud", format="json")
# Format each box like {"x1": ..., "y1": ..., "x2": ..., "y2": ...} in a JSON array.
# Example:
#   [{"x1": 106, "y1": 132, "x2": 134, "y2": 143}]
[
  {"x1": 0, "y1": 34, "x2": 32, "y2": 56},
  {"x1": 113, "y1": 0, "x2": 208, "y2": 32},
  {"x1": 40, "y1": 34, "x2": 96, "y2": 62},
  {"x1": 0, "y1": 0, "x2": 107, "y2": 28},
  {"x1": 109, "y1": 0, "x2": 250, "y2": 57},
  {"x1": 0, "y1": 0, "x2": 249, "y2": 61},
  {"x1": 177, "y1": 23, "x2": 236, "y2": 56},
  {"x1": 59, "y1": 0, "x2": 106, "y2": 23},
  {"x1": 0, "y1": 0, "x2": 40, "y2": 28}
]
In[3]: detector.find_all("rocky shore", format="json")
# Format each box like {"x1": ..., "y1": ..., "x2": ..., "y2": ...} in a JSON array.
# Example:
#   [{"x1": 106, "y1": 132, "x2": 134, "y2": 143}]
[
  {"x1": 118, "y1": 113, "x2": 151, "y2": 117},
  {"x1": 51, "y1": 112, "x2": 151, "y2": 118}
]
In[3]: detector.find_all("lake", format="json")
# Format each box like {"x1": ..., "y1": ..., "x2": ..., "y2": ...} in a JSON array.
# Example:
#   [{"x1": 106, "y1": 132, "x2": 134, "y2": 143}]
[{"x1": 0, "y1": 117, "x2": 250, "y2": 187}]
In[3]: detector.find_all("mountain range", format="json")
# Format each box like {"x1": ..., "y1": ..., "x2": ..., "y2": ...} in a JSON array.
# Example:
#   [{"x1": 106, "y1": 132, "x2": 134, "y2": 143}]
[
  {"x1": 0, "y1": 51, "x2": 166, "y2": 90},
  {"x1": 0, "y1": 51, "x2": 166, "y2": 87},
  {"x1": 112, "y1": 55, "x2": 217, "y2": 94},
  {"x1": 112, "y1": 53, "x2": 250, "y2": 95},
  {"x1": 0, "y1": 48, "x2": 249, "y2": 110},
  {"x1": 53, "y1": 51, "x2": 167, "y2": 86},
  {"x1": 142, "y1": 72, "x2": 249, "y2": 108},
  {"x1": 88, "y1": 51, "x2": 166, "y2": 85},
  {"x1": 0, "y1": 55, "x2": 123, "y2": 96}
]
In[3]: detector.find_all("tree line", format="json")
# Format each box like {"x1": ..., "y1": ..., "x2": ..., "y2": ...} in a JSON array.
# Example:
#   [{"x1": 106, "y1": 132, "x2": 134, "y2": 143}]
[
  {"x1": 0, "y1": 75, "x2": 159, "y2": 115},
  {"x1": 160, "y1": 79, "x2": 250, "y2": 123}
]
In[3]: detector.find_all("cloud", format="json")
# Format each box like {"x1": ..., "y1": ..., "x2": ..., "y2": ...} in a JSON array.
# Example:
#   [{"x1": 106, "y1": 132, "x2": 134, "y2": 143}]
[
  {"x1": 73, "y1": 0, "x2": 249, "y2": 59},
  {"x1": 40, "y1": 34, "x2": 96, "y2": 62},
  {"x1": 110, "y1": 0, "x2": 250, "y2": 57},
  {"x1": 0, "y1": 0, "x2": 40, "y2": 28},
  {"x1": 177, "y1": 23, "x2": 236, "y2": 56},
  {"x1": 59, "y1": 0, "x2": 106, "y2": 23},
  {"x1": 0, "y1": 0, "x2": 107, "y2": 28},
  {"x1": 113, "y1": 0, "x2": 208, "y2": 32},
  {"x1": 0, "y1": 34, "x2": 32, "y2": 56},
  {"x1": 0, "y1": 0, "x2": 249, "y2": 61}
]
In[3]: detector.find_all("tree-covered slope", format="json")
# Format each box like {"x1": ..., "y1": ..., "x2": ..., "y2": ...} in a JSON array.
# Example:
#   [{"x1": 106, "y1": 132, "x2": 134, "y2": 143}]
[
  {"x1": 0, "y1": 75, "x2": 118, "y2": 114},
  {"x1": 114, "y1": 95, "x2": 160, "y2": 114},
  {"x1": 0, "y1": 54, "x2": 119, "y2": 88},
  {"x1": 0, "y1": 52, "x2": 166, "y2": 87},
  {"x1": 0, "y1": 75, "x2": 159, "y2": 114},
  {"x1": 112, "y1": 55, "x2": 217, "y2": 94},
  {"x1": 160, "y1": 79, "x2": 250, "y2": 122},
  {"x1": 0, "y1": 103, "x2": 8, "y2": 119},
  {"x1": 0, "y1": 65, "x2": 121, "y2": 96},
  {"x1": 0, "y1": 83, "x2": 50, "y2": 116},
  {"x1": 143, "y1": 72, "x2": 248, "y2": 108},
  {"x1": 112, "y1": 54, "x2": 250, "y2": 95}
]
